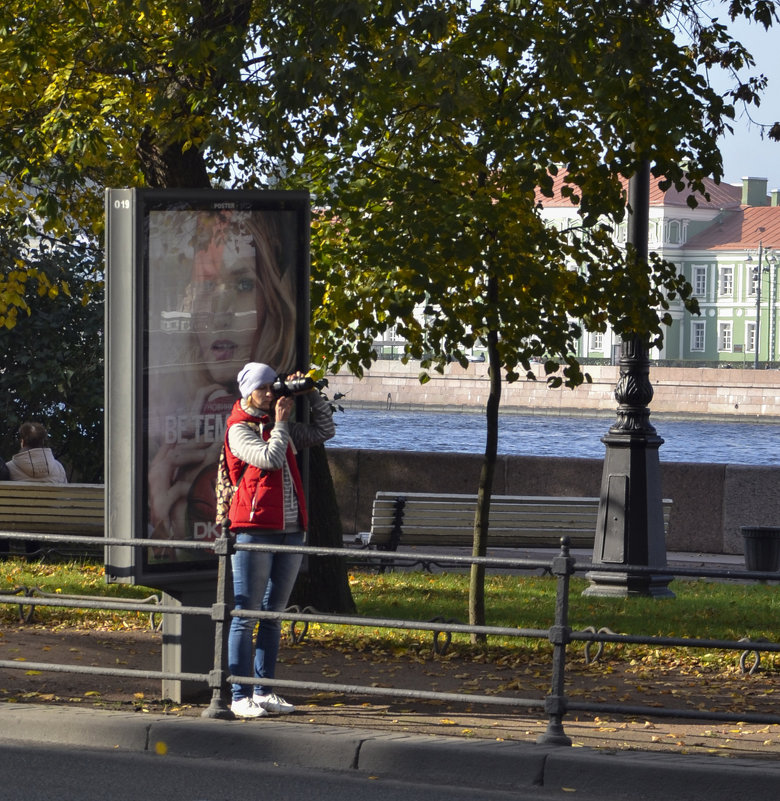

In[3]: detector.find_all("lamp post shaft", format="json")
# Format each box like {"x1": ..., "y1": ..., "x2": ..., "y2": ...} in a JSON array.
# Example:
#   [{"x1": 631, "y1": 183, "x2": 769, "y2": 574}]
[{"x1": 584, "y1": 162, "x2": 673, "y2": 599}]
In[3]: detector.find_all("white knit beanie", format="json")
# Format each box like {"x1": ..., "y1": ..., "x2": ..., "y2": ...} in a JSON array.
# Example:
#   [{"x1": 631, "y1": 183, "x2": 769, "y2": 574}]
[{"x1": 237, "y1": 362, "x2": 276, "y2": 398}]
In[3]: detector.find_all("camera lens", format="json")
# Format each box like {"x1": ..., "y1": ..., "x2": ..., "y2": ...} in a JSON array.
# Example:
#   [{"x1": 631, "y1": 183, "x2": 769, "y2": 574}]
[
  {"x1": 272, "y1": 375, "x2": 315, "y2": 397},
  {"x1": 288, "y1": 376, "x2": 314, "y2": 394}
]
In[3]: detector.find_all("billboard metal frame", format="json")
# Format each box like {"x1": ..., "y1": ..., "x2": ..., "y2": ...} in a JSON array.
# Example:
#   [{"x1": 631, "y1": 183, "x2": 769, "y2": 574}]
[{"x1": 104, "y1": 188, "x2": 310, "y2": 587}]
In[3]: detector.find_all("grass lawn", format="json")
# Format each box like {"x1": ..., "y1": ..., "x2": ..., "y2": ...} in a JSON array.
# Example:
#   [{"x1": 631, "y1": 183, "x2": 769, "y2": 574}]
[{"x1": 2, "y1": 558, "x2": 777, "y2": 672}]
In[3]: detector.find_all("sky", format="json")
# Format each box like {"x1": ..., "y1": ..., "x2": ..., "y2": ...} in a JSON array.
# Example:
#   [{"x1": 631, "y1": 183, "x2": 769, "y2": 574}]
[{"x1": 707, "y1": 9, "x2": 780, "y2": 189}]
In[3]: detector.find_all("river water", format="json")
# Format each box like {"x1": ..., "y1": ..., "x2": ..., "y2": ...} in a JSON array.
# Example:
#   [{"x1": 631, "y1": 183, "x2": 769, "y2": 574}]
[{"x1": 328, "y1": 408, "x2": 780, "y2": 466}]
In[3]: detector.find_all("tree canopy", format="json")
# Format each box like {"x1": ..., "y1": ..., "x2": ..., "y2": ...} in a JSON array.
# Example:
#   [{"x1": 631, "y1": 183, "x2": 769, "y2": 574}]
[
  {"x1": 304, "y1": 0, "x2": 776, "y2": 385},
  {"x1": 0, "y1": 221, "x2": 103, "y2": 480},
  {"x1": 0, "y1": 0, "x2": 776, "y2": 380}
]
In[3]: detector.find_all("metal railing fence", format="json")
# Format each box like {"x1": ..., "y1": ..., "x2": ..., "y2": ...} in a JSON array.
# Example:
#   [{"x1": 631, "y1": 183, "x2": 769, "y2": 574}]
[{"x1": 1, "y1": 528, "x2": 779, "y2": 744}]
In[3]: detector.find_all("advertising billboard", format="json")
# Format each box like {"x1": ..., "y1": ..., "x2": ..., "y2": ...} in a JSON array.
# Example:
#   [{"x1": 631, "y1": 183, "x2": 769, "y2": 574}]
[{"x1": 105, "y1": 189, "x2": 310, "y2": 586}]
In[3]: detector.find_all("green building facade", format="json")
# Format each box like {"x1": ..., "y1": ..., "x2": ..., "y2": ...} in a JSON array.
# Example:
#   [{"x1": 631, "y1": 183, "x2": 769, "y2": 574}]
[{"x1": 543, "y1": 175, "x2": 780, "y2": 367}]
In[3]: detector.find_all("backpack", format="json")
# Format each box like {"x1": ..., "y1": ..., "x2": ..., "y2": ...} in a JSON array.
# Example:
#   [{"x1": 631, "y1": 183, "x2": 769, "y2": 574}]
[
  {"x1": 214, "y1": 422, "x2": 260, "y2": 526},
  {"x1": 214, "y1": 446, "x2": 239, "y2": 527}
]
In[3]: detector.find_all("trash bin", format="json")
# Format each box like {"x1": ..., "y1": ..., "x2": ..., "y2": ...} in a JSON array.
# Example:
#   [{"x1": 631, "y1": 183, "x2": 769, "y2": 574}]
[{"x1": 741, "y1": 526, "x2": 780, "y2": 572}]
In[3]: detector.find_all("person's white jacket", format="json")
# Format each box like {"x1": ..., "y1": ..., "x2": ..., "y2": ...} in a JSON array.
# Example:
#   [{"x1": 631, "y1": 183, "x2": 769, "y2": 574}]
[{"x1": 6, "y1": 448, "x2": 67, "y2": 483}]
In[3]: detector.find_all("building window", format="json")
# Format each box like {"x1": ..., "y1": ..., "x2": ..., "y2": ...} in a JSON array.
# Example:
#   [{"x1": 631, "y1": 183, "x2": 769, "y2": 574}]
[
  {"x1": 667, "y1": 220, "x2": 681, "y2": 245},
  {"x1": 718, "y1": 321, "x2": 732, "y2": 352},
  {"x1": 649, "y1": 219, "x2": 661, "y2": 247},
  {"x1": 692, "y1": 265, "x2": 707, "y2": 297},
  {"x1": 748, "y1": 265, "x2": 759, "y2": 296},
  {"x1": 746, "y1": 322, "x2": 757, "y2": 353},
  {"x1": 719, "y1": 266, "x2": 733, "y2": 296},
  {"x1": 691, "y1": 321, "x2": 706, "y2": 352},
  {"x1": 589, "y1": 331, "x2": 604, "y2": 351}
]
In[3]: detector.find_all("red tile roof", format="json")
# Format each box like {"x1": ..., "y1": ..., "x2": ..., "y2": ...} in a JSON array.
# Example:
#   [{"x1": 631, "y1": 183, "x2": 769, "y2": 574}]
[
  {"x1": 537, "y1": 170, "x2": 743, "y2": 209},
  {"x1": 684, "y1": 206, "x2": 780, "y2": 251}
]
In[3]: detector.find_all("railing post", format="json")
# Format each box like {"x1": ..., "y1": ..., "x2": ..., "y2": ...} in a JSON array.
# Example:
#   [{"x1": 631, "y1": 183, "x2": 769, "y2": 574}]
[
  {"x1": 537, "y1": 537, "x2": 574, "y2": 746},
  {"x1": 202, "y1": 520, "x2": 235, "y2": 719}
]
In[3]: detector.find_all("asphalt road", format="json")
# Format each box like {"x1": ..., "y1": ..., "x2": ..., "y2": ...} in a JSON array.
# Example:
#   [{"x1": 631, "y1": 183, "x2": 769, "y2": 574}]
[
  {"x1": 0, "y1": 739, "x2": 611, "y2": 801},
  {"x1": 4, "y1": 704, "x2": 780, "y2": 801}
]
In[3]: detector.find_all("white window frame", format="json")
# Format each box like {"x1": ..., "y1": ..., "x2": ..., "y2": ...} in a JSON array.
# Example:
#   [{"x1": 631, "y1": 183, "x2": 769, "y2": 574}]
[
  {"x1": 589, "y1": 331, "x2": 604, "y2": 352},
  {"x1": 718, "y1": 321, "x2": 733, "y2": 352},
  {"x1": 692, "y1": 265, "x2": 707, "y2": 297},
  {"x1": 690, "y1": 321, "x2": 706, "y2": 352},
  {"x1": 746, "y1": 322, "x2": 757, "y2": 353},
  {"x1": 719, "y1": 266, "x2": 733, "y2": 297},
  {"x1": 748, "y1": 265, "x2": 759, "y2": 296}
]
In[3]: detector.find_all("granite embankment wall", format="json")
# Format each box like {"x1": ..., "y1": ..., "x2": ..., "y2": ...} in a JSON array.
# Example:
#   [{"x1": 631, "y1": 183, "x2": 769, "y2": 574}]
[
  {"x1": 327, "y1": 361, "x2": 780, "y2": 419},
  {"x1": 324, "y1": 363, "x2": 780, "y2": 556}
]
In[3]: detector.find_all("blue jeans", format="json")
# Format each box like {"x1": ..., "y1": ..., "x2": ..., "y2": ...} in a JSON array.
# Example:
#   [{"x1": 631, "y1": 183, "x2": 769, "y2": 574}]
[{"x1": 228, "y1": 530, "x2": 304, "y2": 701}]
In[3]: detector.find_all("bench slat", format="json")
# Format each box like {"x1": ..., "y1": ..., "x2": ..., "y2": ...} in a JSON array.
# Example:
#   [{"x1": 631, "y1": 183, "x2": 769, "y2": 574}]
[{"x1": 0, "y1": 483, "x2": 104, "y2": 538}]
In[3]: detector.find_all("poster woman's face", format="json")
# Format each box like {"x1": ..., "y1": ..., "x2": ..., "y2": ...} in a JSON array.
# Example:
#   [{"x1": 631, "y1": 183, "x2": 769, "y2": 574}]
[{"x1": 191, "y1": 226, "x2": 263, "y2": 384}]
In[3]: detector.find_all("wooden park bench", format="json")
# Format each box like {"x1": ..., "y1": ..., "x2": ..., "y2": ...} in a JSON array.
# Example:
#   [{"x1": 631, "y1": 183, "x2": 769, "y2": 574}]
[
  {"x1": 359, "y1": 491, "x2": 673, "y2": 567},
  {"x1": 0, "y1": 482, "x2": 104, "y2": 558}
]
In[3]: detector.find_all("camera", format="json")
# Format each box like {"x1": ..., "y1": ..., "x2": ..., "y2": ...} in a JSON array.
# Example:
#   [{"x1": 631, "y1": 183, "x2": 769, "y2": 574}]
[{"x1": 271, "y1": 374, "x2": 315, "y2": 398}]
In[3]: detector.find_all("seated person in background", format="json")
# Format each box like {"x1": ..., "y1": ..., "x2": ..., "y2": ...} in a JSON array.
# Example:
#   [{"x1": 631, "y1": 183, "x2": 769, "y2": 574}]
[
  {"x1": 6, "y1": 422, "x2": 67, "y2": 484},
  {"x1": 2, "y1": 423, "x2": 67, "y2": 556}
]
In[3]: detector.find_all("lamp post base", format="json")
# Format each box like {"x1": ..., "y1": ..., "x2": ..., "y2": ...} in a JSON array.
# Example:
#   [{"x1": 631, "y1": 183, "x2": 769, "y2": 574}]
[{"x1": 584, "y1": 335, "x2": 675, "y2": 600}]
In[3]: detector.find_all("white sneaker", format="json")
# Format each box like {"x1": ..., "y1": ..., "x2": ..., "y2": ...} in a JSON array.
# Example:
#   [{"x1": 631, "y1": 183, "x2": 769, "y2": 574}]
[
  {"x1": 230, "y1": 697, "x2": 268, "y2": 719},
  {"x1": 254, "y1": 692, "x2": 295, "y2": 715}
]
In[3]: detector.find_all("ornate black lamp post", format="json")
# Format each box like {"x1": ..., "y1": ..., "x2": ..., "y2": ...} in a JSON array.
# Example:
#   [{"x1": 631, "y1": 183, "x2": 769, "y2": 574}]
[{"x1": 583, "y1": 162, "x2": 674, "y2": 598}]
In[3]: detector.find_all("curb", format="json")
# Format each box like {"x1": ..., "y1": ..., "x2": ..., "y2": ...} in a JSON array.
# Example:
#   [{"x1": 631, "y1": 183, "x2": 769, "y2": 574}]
[{"x1": 3, "y1": 704, "x2": 780, "y2": 797}]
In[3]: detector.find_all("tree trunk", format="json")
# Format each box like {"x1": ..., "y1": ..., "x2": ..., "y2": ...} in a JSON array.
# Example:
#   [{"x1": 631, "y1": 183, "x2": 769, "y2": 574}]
[
  {"x1": 290, "y1": 443, "x2": 356, "y2": 613},
  {"x1": 469, "y1": 323, "x2": 501, "y2": 643}
]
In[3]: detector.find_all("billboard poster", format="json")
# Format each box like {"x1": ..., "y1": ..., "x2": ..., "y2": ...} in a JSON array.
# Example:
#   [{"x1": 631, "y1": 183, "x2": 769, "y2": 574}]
[{"x1": 105, "y1": 190, "x2": 310, "y2": 585}]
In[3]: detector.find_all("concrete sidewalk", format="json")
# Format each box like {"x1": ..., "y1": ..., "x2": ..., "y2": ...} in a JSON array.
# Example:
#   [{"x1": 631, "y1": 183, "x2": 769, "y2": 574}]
[{"x1": 1, "y1": 703, "x2": 779, "y2": 800}]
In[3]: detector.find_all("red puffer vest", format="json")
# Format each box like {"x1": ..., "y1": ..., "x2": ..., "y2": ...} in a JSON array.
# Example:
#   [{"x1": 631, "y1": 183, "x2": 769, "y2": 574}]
[{"x1": 223, "y1": 400, "x2": 308, "y2": 532}]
